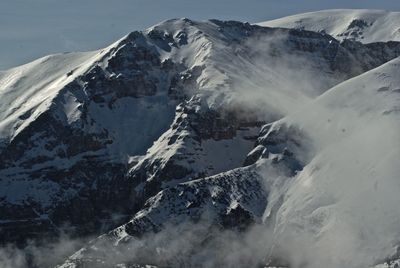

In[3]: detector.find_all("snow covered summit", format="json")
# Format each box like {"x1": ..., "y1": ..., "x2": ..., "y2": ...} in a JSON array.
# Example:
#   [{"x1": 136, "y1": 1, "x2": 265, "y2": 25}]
[{"x1": 258, "y1": 9, "x2": 400, "y2": 43}]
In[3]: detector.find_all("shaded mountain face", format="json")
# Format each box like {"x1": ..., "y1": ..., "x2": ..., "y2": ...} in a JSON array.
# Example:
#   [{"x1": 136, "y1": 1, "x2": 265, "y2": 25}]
[{"x1": 1, "y1": 14, "x2": 400, "y2": 268}]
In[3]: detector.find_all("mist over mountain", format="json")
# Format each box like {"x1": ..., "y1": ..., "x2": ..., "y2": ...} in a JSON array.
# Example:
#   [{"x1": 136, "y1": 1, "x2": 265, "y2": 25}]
[{"x1": 0, "y1": 9, "x2": 399, "y2": 268}]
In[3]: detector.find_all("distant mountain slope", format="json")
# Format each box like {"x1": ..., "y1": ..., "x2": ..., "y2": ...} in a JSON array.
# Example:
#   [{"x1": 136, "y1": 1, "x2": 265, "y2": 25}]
[{"x1": 258, "y1": 9, "x2": 400, "y2": 43}]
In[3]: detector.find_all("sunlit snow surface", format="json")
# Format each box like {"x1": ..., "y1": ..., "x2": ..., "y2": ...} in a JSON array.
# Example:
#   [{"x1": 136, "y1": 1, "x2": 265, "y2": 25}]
[
  {"x1": 264, "y1": 58, "x2": 400, "y2": 267},
  {"x1": 0, "y1": 9, "x2": 400, "y2": 268},
  {"x1": 258, "y1": 9, "x2": 400, "y2": 43}
]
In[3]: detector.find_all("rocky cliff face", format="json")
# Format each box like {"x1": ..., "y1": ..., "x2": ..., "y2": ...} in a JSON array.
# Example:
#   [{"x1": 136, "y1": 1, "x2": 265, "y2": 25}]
[{"x1": 1, "y1": 17, "x2": 400, "y2": 268}]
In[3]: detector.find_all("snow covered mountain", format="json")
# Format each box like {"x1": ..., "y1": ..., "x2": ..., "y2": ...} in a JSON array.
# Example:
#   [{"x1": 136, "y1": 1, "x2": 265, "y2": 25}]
[
  {"x1": 258, "y1": 56, "x2": 400, "y2": 268},
  {"x1": 258, "y1": 9, "x2": 400, "y2": 43},
  {"x1": 1, "y1": 9, "x2": 400, "y2": 268},
  {"x1": 59, "y1": 57, "x2": 400, "y2": 268}
]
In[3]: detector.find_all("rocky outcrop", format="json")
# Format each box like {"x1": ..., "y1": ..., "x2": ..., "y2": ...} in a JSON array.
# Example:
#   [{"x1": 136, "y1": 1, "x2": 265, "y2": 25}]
[
  {"x1": 127, "y1": 96, "x2": 262, "y2": 211},
  {"x1": 244, "y1": 121, "x2": 313, "y2": 176},
  {"x1": 59, "y1": 167, "x2": 268, "y2": 268},
  {"x1": 1, "y1": 18, "x2": 400, "y2": 259}
]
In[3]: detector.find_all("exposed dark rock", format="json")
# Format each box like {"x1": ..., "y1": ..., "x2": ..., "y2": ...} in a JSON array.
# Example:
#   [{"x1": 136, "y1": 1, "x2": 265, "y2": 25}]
[{"x1": 1, "y1": 19, "x2": 400, "y2": 266}]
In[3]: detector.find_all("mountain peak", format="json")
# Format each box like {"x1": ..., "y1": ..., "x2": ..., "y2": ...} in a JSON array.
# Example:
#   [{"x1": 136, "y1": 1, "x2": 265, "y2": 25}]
[{"x1": 1, "y1": 11, "x2": 400, "y2": 267}]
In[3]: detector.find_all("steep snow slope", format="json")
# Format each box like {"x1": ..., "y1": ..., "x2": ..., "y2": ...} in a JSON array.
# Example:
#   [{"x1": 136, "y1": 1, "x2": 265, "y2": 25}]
[
  {"x1": 0, "y1": 51, "x2": 99, "y2": 141},
  {"x1": 257, "y1": 57, "x2": 400, "y2": 268},
  {"x1": 59, "y1": 58, "x2": 400, "y2": 268},
  {"x1": 61, "y1": 46, "x2": 400, "y2": 268},
  {"x1": 0, "y1": 29, "x2": 184, "y2": 242},
  {"x1": 258, "y1": 9, "x2": 400, "y2": 43},
  {"x1": 2, "y1": 14, "x2": 400, "y2": 267},
  {"x1": 125, "y1": 20, "x2": 400, "y2": 213},
  {"x1": 0, "y1": 35, "x2": 177, "y2": 158}
]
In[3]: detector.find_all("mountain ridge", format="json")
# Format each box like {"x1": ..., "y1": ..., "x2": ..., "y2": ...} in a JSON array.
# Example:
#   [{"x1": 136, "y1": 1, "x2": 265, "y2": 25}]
[
  {"x1": 0, "y1": 11, "x2": 400, "y2": 268},
  {"x1": 258, "y1": 9, "x2": 400, "y2": 43}
]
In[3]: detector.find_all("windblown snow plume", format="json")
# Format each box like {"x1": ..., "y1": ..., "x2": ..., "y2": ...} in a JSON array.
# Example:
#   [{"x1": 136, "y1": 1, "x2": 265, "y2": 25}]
[{"x1": 259, "y1": 57, "x2": 400, "y2": 268}]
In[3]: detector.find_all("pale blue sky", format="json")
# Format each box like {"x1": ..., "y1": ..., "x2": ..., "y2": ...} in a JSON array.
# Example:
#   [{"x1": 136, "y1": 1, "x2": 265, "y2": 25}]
[{"x1": 1, "y1": 0, "x2": 399, "y2": 70}]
